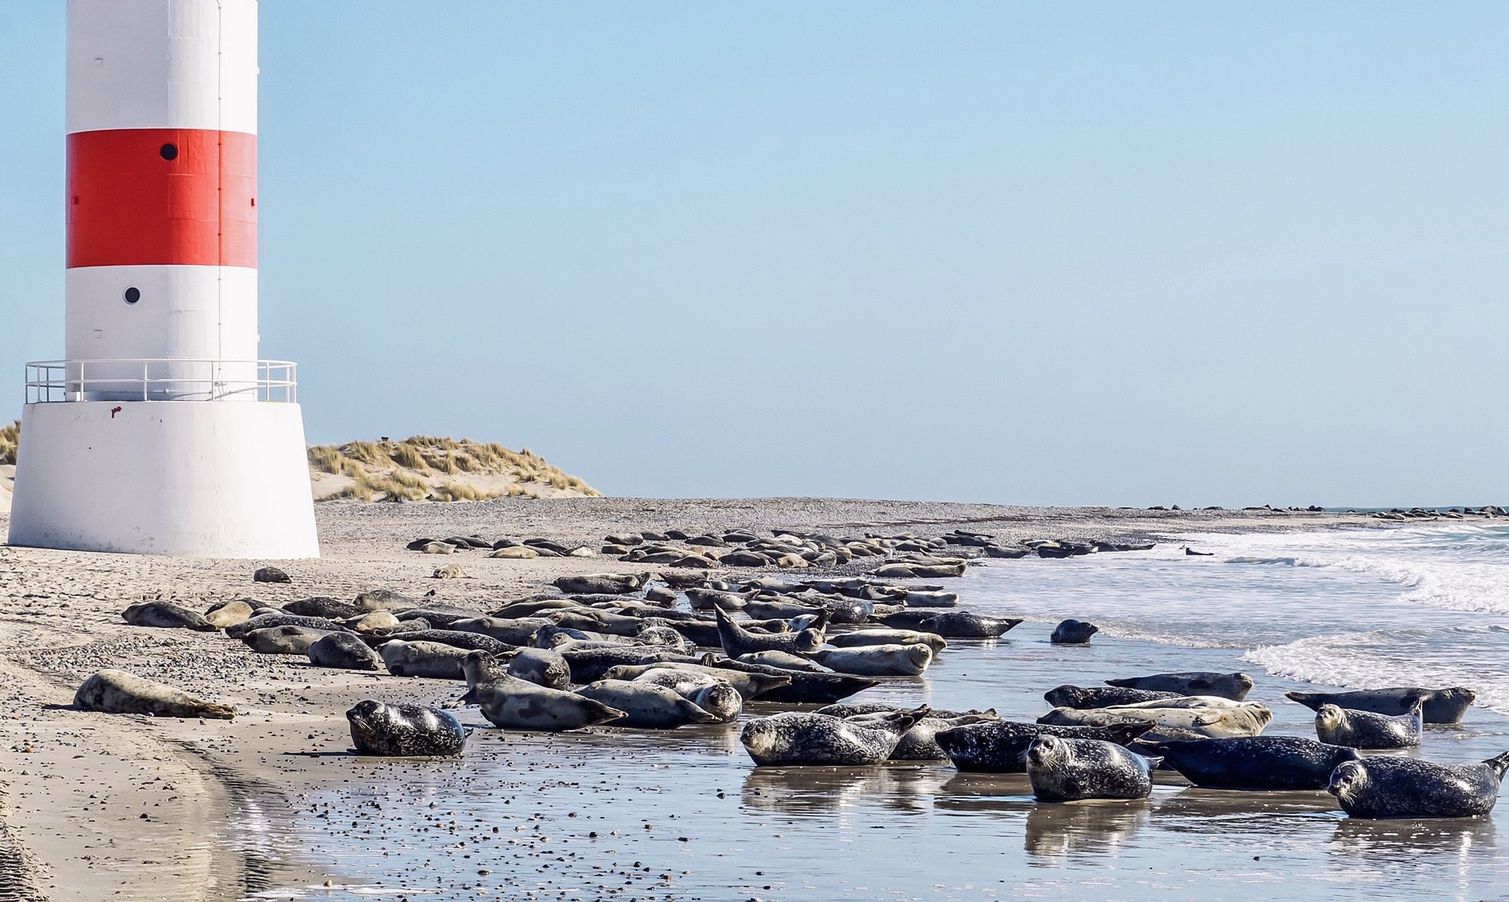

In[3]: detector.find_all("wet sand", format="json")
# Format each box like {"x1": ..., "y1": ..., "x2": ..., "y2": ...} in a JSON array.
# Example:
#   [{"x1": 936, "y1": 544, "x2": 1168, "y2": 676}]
[{"x1": 0, "y1": 499, "x2": 1468, "y2": 900}]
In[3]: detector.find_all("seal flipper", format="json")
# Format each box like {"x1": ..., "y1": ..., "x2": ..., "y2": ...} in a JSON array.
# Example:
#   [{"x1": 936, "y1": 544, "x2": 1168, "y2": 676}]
[
  {"x1": 1483, "y1": 751, "x2": 1509, "y2": 781},
  {"x1": 1141, "y1": 755, "x2": 1164, "y2": 770}
]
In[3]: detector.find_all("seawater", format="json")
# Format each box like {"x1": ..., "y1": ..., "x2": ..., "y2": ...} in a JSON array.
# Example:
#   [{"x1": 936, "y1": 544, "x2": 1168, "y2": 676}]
[{"x1": 253, "y1": 523, "x2": 1509, "y2": 902}]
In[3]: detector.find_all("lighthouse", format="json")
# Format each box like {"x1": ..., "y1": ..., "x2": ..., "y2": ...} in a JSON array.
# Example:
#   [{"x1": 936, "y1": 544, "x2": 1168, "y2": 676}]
[{"x1": 8, "y1": 0, "x2": 319, "y2": 557}]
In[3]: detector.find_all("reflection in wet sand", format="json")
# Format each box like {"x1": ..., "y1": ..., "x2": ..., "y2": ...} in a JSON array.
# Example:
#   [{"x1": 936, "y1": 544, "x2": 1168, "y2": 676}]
[
  {"x1": 1024, "y1": 800, "x2": 1150, "y2": 859},
  {"x1": 741, "y1": 764, "x2": 946, "y2": 816},
  {"x1": 1330, "y1": 816, "x2": 1496, "y2": 857}
]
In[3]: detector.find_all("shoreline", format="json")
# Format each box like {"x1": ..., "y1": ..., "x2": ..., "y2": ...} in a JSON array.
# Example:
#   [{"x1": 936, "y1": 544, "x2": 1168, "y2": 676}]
[{"x1": 0, "y1": 499, "x2": 1464, "y2": 898}]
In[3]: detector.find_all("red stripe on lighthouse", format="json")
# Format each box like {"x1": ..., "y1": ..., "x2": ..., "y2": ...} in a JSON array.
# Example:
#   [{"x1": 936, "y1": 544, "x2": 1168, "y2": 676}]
[{"x1": 67, "y1": 129, "x2": 256, "y2": 268}]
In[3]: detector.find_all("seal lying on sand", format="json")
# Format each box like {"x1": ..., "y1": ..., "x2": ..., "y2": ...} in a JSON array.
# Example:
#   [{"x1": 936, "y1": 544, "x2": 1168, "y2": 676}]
[
  {"x1": 935, "y1": 720, "x2": 1153, "y2": 772},
  {"x1": 1044, "y1": 685, "x2": 1182, "y2": 709},
  {"x1": 75, "y1": 669, "x2": 234, "y2": 719},
  {"x1": 1329, "y1": 752, "x2": 1509, "y2": 819},
  {"x1": 708, "y1": 657, "x2": 877, "y2": 704},
  {"x1": 1039, "y1": 701, "x2": 1273, "y2": 739},
  {"x1": 1286, "y1": 686, "x2": 1475, "y2": 725},
  {"x1": 843, "y1": 710, "x2": 996, "y2": 760},
  {"x1": 553, "y1": 573, "x2": 650, "y2": 595},
  {"x1": 381, "y1": 640, "x2": 470, "y2": 679},
  {"x1": 308, "y1": 632, "x2": 384, "y2": 670},
  {"x1": 574, "y1": 680, "x2": 721, "y2": 729},
  {"x1": 631, "y1": 670, "x2": 744, "y2": 722},
  {"x1": 877, "y1": 611, "x2": 1021, "y2": 639},
  {"x1": 1153, "y1": 736, "x2": 1360, "y2": 790},
  {"x1": 1026, "y1": 736, "x2": 1155, "y2": 802},
  {"x1": 1105, "y1": 671, "x2": 1254, "y2": 700},
  {"x1": 469, "y1": 673, "x2": 625, "y2": 731},
  {"x1": 826, "y1": 629, "x2": 947, "y2": 654},
  {"x1": 1314, "y1": 702, "x2": 1422, "y2": 749},
  {"x1": 809, "y1": 644, "x2": 933, "y2": 677},
  {"x1": 603, "y1": 662, "x2": 792, "y2": 701},
  {"x1": 714, "y1": 607, "x2": 825, "y2": 657},
  {"x1": 244, "y1": 625, "x2": 333, "y2": 655},
  {"x1": 740, "y1": 708, "x2": 929, "y2": 766},
  {"x1": 122, "y1": 602, "x2": 216, "y2": 632},
  {"x1": 347, "y1": 700, "x2": 468, "y2": 756}
]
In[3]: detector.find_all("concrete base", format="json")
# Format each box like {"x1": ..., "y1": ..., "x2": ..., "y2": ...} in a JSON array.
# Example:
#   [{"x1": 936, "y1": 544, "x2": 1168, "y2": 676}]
[{"x1": 7, "y1": 401, "x2": 319, "y2": 558}]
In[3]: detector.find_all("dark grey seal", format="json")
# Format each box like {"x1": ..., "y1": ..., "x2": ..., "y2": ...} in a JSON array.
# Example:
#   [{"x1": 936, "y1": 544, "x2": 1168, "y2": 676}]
[
  {"x1": 346, "y1": 700, "x2": 468, "y2": 756},
  {"x1": 714, "y1": 607, "x2": 825, "y2": 657},
  {"x1": 740, "y1": 708, "x2": 929, "y2": 766},
  {"x1": 877, "y1": 611, "x2": 1022, "y2": 638},
  {"x1": 1328, "y1": 752, "x2": 1509, "y2": 819},
  {"x1": 935, "y1": 720, "x2": 1153, "y2": 772},
  {"x1": 1044, "y1": 685, "x2": 1181, "y2": 709},
  {"x1": 1314, "y1": 702, "x2": 1422, "y2": 749},
  {"x1": 1105, "y1": 671, "x2": 1253, "y2": 700},
  {"x1": 1286, "y1": 686, "x2": 1475, "y2": 725},
  {"x1": 308, "y1": 632, "x2": 383, "y2": 671},
  {"x1": 1050, "y1": 619, "x2": 1099, "y2": 645},
  {"x1": 253, "y1": 566, "x2": 291, "y2": 583},
  {"x1": 1153, "y1": 736, "x2": 1361, "y2": 790},
  {"x1": 1026, "y1": 736, "x2": 1154, "y2": 802},
  {"x1": 121, "y1": 601, "x2": 216, "y2": 632},
  {"x1": 283, "y1": 596, "x2": 364, "y2": 619},
  {"x1": 552, "y1": 573, "x2": 650, "y2": 595},
  {"x1": 709, "y1": 657, "x2": 877, "y2": 704}
]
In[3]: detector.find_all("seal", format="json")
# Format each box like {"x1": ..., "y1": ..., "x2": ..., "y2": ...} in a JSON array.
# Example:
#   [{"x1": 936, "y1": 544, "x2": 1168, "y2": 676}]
[
  {"x1": 380, "y1": 639, "x2": 470, "y2": 679},
  {"x1": 1044, "y1": 685, "x2": 1181, "y2": 709},
  {"x1": 553, "y1": 573, "x2": 651, "y2": 595},
  {"x1": 1153, "y1": 736, "x2": 1361, "y2": 790},
  {"x1": 708, "y1": 657, "x2": 877, "y2": 704},
  {"x1": 877, "y1": 611, "x2": 1022, "y2": 638},
  {"x1": 244, "y1": 625, "x2": 334, "y2": 655},
  {"x1": 1105, "y1": 671, "x2": 1254, "y2": 700},
  {"x1": 558, "y1": 646, "x2": 700, "y2": 683},
  {"x1": 826, "y1": 629, "x2": 947, "y2": 654},
  {"x1": 253, "y1": 566, "x2": 292, "y2": 583},
  {"x1": 631, "y1": 669, "x2": 744, "y2": 722},
  {"x1": 204, "y1": 599, "x2": 258, "y2": 629},
  {"x1": 1285, "y1": 686, "x2": 1475, "y2": 725},
  {"x1": 75, "y1": 669, "x2": 234, "y2": 719},
  {"x1": 816, "y1": 703, "x2": 996, "y2": 721},
  {"x1": 737, "y1": 651, "x2": 834, "y2": 673},
  {"x1": 714, "y1": 607, "x2": 825, "y2": 657},
  {"x1": 366, "y1": 629, "x2": 513, "y2": 656},
  {"x1": 1314, "y1": 701, "x2": 1422, "y2": 749},
  {"x1": 1039, "y1": 702, "x2": 1273, "y2": 739},
  {"x1": 346, "y1": 700, "x2": 469, "y2": 757},
  {"x1": 469, "y1": 672, "x2": 626, "y2": 731},
  {"x1": 740, "y1": 708, "x2": 929, "y2": 766},
  {"x1": 1328, "y1": 752, "x2": 1509, "y2": 819},
  {"x1": 502, "y1": 647, "x2": 571, "y2": 690},
  {"x1": 934, "y1": 720, "x2": 1153, "y2": 772},
  {"x1": 604, "y1": 662, "x2": 792, "y2": 700},
  {"x1": 1050, "y1": 619, "x2": 1099, "y2": 645},
  {"x1": 121, "y1": 601, "x2": 216, "y2": 632},
  {"x1": 844, "y1": 711, "x2": 995, "y2": 760},
  {"x1": 308, "y1": 632, "x2": 384, "y2": 671},
  {"x1": 284, "y1": 597, "x2": 364, "y2": 619},
  {"x1": 573, "y1": 680, "x2": 722, "y2": 729},
  {"x1": 1026, "y1": 736, "x2": 1155, "y2": 802},
  {"x1": 808, "y1": 644, "x2": 934, "y2": 677},
  {"x1": 225, "y1": 612, "x2": 344, "y2": 640}
]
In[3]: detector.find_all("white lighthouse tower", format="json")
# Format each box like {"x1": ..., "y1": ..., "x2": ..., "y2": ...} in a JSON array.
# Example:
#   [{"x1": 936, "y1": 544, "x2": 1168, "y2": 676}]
[{"x1": 8, "y1": 0, "x2": 319, "y2": 558}]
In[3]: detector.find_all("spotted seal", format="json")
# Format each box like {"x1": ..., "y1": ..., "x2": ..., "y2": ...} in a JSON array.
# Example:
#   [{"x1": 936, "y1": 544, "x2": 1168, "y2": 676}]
[
  {"x1": 1039, "y1": 701, "x2": 1273, "y2": 739},
  {"x1": 469, "y1": 671, "x2": 625, "y2": 731},
  {"x1": 75, "y1": 669, "x2": 234, "y2": 719},
  {"x1": 877, "y1": 611, "x2": 1022, "y2": 638},
  {"x1": 714, "y1": 607, "x2": 825, "y2": 657},
  {"x1": 1314, "y1": 701, "x2": 1422, "y2": 749},
  {"x1": 826, "y1": 629, "x2": 947, "y2": 654},
  {"x1": 380, "y1": 640, "x2": 470, "y2": 679},
  {"x1": 574, "y1": 680, "x2": 721, "y2": 729},
  {"x1": 1285, "y1": 686, "x2": 1475, "y2": 725},
  {"x1": 121, "y1": 602, "x2": 216, "y2": 632},
  {"x1": 244, "y1": 625, "x2": 334, "y2": 655},
  {"x1": 1329, "y1": 752, "x2": 1509, "y2": 819},
  {"x1": 708, "y1": 657, "x2": 877, "y2": 704},
  {"x1": 739, "y1": 708, "x2": 929, "y2": 766},
  {"x1": 603, "y1": 662, "x2": 792, "y2": 701},
  {"x1": 1044, "y1": 685, "x2": 1182, "y2": 709},
  {"x1": 630, "y1": 671, "x2": 743, "y2": 722},
  {"x1": 844, "y1": 711, "x2": 996, "y2": 760},
  {"x1": 1154, "y1": 736, "x2": 1360, "y2": 790},
  {"x1": 346, "y1": 700, "x2": 468, "y2": 756},
  {"x1": 934, "y1": 720, "x2": 1153, "y2": 772},
  {"x1": 1026, "y1": 736, "x2": 1155, "y2": 802},
  {"x1": 1105, "y1": 671, "x2": 1253, "y2": 700}
]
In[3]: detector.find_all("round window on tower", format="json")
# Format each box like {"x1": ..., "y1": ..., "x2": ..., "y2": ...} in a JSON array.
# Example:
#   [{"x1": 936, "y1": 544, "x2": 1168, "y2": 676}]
[
  {"x1": 159, "y1": 143, "x2": 178, "y2": 161},
  {"x1": 123, "y1": 287, "x2": 141, "y2": 305}
]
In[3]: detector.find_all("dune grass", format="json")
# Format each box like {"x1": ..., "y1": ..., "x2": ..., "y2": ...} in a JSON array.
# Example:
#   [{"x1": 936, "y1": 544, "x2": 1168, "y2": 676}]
[
  {"x1": 306, "y1": 435, "x2": 598, "y2": 502},
  {"x1": 0, "y1": 421, "x2": 18, "y2": 466}
]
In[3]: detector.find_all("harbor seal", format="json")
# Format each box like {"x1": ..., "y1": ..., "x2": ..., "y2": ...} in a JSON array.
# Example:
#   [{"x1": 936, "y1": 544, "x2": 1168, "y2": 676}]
[
  {"x1": 1044, "y1": 685, "x2": 1182, "y2": 709},
  {"x1": 253, "y1": 566, "x2": 292, "y2": 583},
  {"x1": 502, "y1": 647, "x2": 571, "y2": 689},
  {"x1": 877, "y1": 611, "x2": 1022, "y2": 638},
  {"x1": 284, "y1": 597, "x2": 364, "y2": 619},
  {"x1": 1314, "y1": 701, "x2": 1422, "y2": 749},
  {"x1": 1026, "y1": 736, "x2": 1154, "y2": 802},
  {"x1": 1328, "y1": 752, "x2": 1509, "y2": 819},
  {"x1": 204, "y1": 599, "x2": 258, "y2": 629},
  {"x1": 826, "y1": 629, "x2": 947, "y2": 654},
  {"x1": 471, "y1": 672, "x2": 626, "y2": 731},
  {"x1": 1050, "y1": 619, "x2": 1099, "y2": 645},
  {"x1": 1039, "y1": 702, "x2": 1273, "y2": 738},
  {"x1": 708, "y1": 657, "x2": 877, "y2": 704},
  {"x1": 380, "y1": 640, "x2": 470, "y2": 679},
  {"x1": 366, "y1": 629, "x2": 513, "y2": 655},
  {"x1": 604, "y1": 662, "x2": 791, "y2": 700},
  {"x1": 1285, "y1": 686, "x2": 1475, "y2": 724},
  {"x1": 1105, "y1": 671, "x2": 1253, "y2": 700},
  {"x1": 935, "y1": 720, "x2": 1153, "y2": 772},
  {"x1": 553, "y1": 573, "x2": 651, "y2": 595},
  {"x1": 75, "y1": 669, "x2": 234, "y2": 719},
  {"x1": 225, "y1": 612, "x2": 344, "y2": 640},
  {"x1": 737, "y1": 651, "x2": 834, "y2": 673},
  {"x1": 1153, "y1": 736, "x2": 1360, "y2": 790},
  {"x1": 244, "y1": 625, "x2": 334, "y2": 655},
  {"x1": 631, "y1": 671, "x2": 743, "y2": 722},
  {"x1": 574, "y1": 680, "x2": 721, "y2": 729},
  {"x1": 740, "y1": 708, "x2": 929, "y2": 766},
  {"x1": 558, "y1": 646, "x2": 700, "y2": 683},
  {"x1": 121, "y1": 601, "x2": 216, "y2": 632},
  {"x1": 808, "y1": 643, "x2": 934, "y2": 677},
  {"x1": 347, "y1": 700, "x2": 468, "y2": 756},
  {"x1": 844, "y1": 711, "x2": 995, "y2": 760},
  {"x1": 714, "y1": 607, "x2": 825, "y2": 657},
  {"x1": 308, "y1": 632, "x2": 384, "y2": 671}
]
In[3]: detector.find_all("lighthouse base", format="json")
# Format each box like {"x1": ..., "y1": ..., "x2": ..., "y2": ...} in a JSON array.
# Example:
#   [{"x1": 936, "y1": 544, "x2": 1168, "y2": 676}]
[{"x1": 7, "y1": 401, "x2": 319, "y2": 558}]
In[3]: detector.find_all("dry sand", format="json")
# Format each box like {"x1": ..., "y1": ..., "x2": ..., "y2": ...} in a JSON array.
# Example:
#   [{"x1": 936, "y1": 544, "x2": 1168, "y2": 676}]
[{"x1": 0, "y1": 499, "x2": 1387, "y2": 899}]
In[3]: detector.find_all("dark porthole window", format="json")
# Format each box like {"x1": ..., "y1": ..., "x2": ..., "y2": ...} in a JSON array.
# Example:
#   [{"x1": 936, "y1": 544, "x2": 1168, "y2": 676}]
[
  {"x1": 159, "y1": 143, "x2": 178, "y2": 161},
  {"x1": 123, "y1": 287, "x2": 141, "y2": 304}
]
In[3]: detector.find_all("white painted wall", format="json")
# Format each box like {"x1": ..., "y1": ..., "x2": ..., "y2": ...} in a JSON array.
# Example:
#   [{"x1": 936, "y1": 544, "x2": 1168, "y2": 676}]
[{"x1": 8, "y1": 401, "x2": 319, "y2": 558}]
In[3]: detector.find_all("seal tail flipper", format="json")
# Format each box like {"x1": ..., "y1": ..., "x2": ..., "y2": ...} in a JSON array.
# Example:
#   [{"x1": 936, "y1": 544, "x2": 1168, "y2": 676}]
[
  {"x1": 1284, "y1": 691, "x2": 1313, "y2": 705},
  {"x1": 1141, "y1": 755, "x2": 1164, "y2": 770},
  {"x1": 1483, "y1": 751, "x2": 1509, "y2": 781}
]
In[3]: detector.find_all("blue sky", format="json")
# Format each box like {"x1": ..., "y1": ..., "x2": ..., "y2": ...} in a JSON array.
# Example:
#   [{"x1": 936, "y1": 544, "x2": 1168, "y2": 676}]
[{"x1": 3, "y1": 2, "x2": 1507, "y2": 505}]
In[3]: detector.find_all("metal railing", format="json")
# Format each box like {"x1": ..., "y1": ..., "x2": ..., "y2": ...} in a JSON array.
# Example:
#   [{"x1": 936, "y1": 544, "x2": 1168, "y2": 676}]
[{"x1": 24, "y1": 359, "x2": 298, "y2": 403}]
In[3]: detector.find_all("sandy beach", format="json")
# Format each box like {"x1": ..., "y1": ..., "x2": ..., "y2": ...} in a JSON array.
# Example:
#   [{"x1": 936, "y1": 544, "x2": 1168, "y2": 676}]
[{"x1": 0, "y1": 499, "x2": 1410, "y2": 900}]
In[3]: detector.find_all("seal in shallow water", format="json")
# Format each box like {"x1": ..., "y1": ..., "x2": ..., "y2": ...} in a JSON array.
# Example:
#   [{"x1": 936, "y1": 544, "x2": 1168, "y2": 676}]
[
  {"x1": 1328, "y1": 752, "x2": 1509, "y2": 819},
  {"x1": 1026, "y1": 735, "x2": 1155, "y2": 802},
  {"x1": 1050, "y1": 619, "x2": 1099, "y2": 645},
  {"x1": 934, "y1": 720, "x2": 1153, "y2": 772},
  {"x1": 1314, "y1": 702, "x2": 1422, "y2": 749},
  {"x1": 809, "y1": 643, "x2": 933, "y2": 677},
  {"x1": 1153, "y1": 736, "x2": 1360, "y2": 790},
  {"x1": 75, "y1": 669, "x2": 234, "y2": 719},
  {"x1": 739, "y1": 708, "x2": 929, "y2": 766},
  {"x1": 1285, "y1": 686, "x2": 1475, "y2": 725},
  {"x1": 1105, "y1": 671, "x2": 1253, "y2": 700},
  {"x1": 347, "y1": 700, "x2": 468, "y2": 756},
  {"x1": 1044, "y1": 685, "x2": 1182, "y2": 709}
]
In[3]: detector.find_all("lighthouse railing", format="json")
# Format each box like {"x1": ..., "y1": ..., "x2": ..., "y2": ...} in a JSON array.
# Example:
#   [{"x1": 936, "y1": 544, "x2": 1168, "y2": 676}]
[{"x1": 24, "y1": 359, "x2": 298, "y2": 404}]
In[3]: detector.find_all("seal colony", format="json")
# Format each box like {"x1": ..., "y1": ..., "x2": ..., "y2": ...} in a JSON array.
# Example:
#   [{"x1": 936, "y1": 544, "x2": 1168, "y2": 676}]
[{"x1": 68, "y1": 520, "x2": 1500, "y2": 828}]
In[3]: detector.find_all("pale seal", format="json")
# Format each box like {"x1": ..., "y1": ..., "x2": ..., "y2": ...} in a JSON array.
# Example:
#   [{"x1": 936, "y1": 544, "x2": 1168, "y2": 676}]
[
  {"x1": 935, "y1": 720, "x2": 1153, "y2": 772},
  {"x1": 121, "y1": 602, "x2": 216, "y2": 632},
  {"x1": 631, "y1": 671, "x2": 744, "y2": 723},
  {"x1": 826, "y1": 629, "x2": 947, "y2": 654},
  {"x1": 1286, "y1": 686, "x2": 1475, "y2": 725},
  {"x1": 244, "y1": 625, "x2": 334, "y2": 655},
  {"x1": 1039, "y1": 702, "x2": 1273, "y2": 739},
  {"x1": 1155, "y1": 736, "x2": 1360, "y2": 790},
  {"x1": 1026, "y1": 736, "x2": 1154, "y2": 802},
  {"x1": 740, "y1": 708, "x2": 929, "y2": 766},
  {"x1": 469, "y1": 672, "x2": 625, "y2": 731},
  {"x1": 347, "y1": 700, "x2": 468, "y2": 757},
  {"x1": 573, "y1": 680, "x2": 721, "y2": 729},
  {"x1": 75, "y1": 669, "x2": 234, "y2": 719},
  {"x1": 808, "y1": 643, "x2": 934, "y2": 677},
  {"x1": 1105, "y1": 671, "x2": 1253, "y2": 700},
  {"x1": 1314, "y1": 701, "x2": 1422, "y2": 750},
  {"x1": 1328, "y1": 752, "x2": 1509, "y2": 818},
  {"x1": 380, "y1": 639, "x2": 470, "y2": 679}
]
